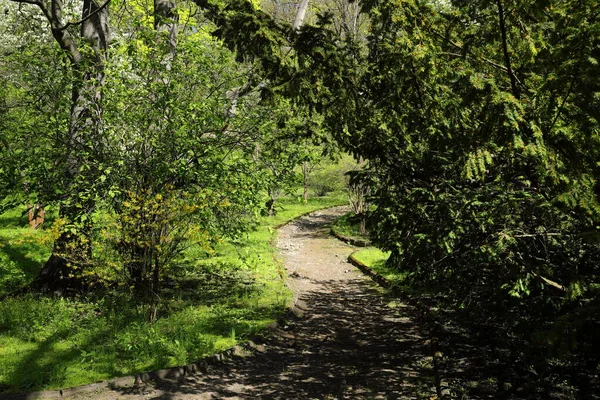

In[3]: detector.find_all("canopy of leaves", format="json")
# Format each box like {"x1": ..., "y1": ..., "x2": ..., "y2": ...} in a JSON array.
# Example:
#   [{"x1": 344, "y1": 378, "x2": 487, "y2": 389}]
[{"x1": 192, "y1": 0, "x2": 600, "y2": 391}]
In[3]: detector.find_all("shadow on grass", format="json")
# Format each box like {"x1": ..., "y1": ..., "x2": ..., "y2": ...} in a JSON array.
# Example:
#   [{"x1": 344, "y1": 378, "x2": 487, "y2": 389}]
[
  {"x1": 2, "y1": 326, "x2": 119, "y2": 394},
  {"x1": 0, "y1": 238, "x2": 48, "y2": 296},
  {"x1": 163, "y1": 267, "x2": 258, "y2": 306},
  {"x1": 0, "y1": 239, "x2": 45, "y2": 279},
  {"x1": 114, "y1": 277, "x2": 436, "y2": 400},
  {"x1": 0, "y1": 214, "x2": 25, "y2": 228},
  {"x1": 0, "y1": 275, "x2": 279, "y2": 395},
  {"x1": 0, "y1": 207, "x2": 57, "y2": 229}
]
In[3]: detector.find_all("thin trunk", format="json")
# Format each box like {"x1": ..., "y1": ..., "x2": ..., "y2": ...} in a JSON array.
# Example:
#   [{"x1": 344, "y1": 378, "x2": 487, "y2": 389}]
[
  {"x1": 154, "y1": 0, "x2": 178, "y2": 49},
  {"x1": 150, "y1": 254, "x2": 160, "y2": 321},
  {"x1": 125, "y1": 0, "x2": 178, "y2": 302},
  {"x1": 295, "y1": 0, "x2": 310, "y2": 205},
  {"x1": 348, "y1": 178, "x2": 370, "y2": 236},
  {"x1": 266, "y1": 189, "x2": 278, "y2": 216},
  {"x1": 303, "y1": 161, "x2": 309, "y2": 203},
  {"x1": 293, "y1": 0, "x2": 309, "y2": 30},
  {"x1": 359, "y1": 215, "x2": 367, "y2": 236},
  {"x1": 496, "y1": 0, "x2": 519, "y2": 99}
]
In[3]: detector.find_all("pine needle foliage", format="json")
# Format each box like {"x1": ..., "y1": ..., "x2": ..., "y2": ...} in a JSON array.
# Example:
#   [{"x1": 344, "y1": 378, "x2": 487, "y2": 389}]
[{"x1": 193, "y1": 0, "x2": 600, "y2": 386}]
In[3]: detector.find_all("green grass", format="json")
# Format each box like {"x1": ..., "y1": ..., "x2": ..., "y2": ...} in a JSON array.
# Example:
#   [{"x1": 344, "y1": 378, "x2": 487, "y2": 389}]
[
  {"x1": 0, "y1": 208, "x2": 52, "y2": 296},
  {"x1": 330, "y1": 212, "x2": 366, "y2": 240},
  {"x1": 351, "y1": 248, "x2": 409, "y2": 286},
  {"x1": 331, "y1": 212, "x2": 409, "y2": 288},
  {"x1": 0, "y1": 194, "x2": 346, "y2": 394}
]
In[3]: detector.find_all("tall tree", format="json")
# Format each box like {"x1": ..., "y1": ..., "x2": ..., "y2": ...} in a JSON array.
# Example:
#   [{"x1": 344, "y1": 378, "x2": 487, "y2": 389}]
[
  {"x1": 6, "y1": 0, "x2": 111, "y2": 293},
  {"x1": 99, "y1": 0, "x2": 267, "y2": 305},
  {"x1": 193, "y1": 0, "x2": 600, "y2": 390}
]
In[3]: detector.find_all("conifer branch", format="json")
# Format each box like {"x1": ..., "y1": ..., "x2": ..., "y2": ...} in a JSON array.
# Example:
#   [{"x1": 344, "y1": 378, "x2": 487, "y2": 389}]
[{"x1": 496, "y1": 0, "x2": 520, "y2": 99}]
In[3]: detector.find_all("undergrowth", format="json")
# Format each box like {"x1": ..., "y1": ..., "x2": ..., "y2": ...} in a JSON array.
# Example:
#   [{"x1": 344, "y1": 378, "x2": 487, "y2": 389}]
[{"x1": 0, "y1": 194, "x2": 345, "y2": 393}]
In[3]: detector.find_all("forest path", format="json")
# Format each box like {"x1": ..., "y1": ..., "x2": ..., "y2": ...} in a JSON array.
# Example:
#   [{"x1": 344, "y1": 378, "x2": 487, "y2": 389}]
[{"x1": 71, "y1": 207, "x2": 435, "y2": 399}]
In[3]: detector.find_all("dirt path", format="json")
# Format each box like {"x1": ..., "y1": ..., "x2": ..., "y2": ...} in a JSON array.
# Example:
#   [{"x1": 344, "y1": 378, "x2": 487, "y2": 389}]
[{"x1": 66, "y1": 207, "x2": 435, "y2": 399}]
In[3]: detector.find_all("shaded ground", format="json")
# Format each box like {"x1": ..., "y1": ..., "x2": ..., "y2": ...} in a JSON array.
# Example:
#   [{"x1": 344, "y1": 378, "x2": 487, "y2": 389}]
[
  {"x1": 63, "y1": 207, "x2": 435, "y2": 399},
  {"x1": 431, "y1": 307, "x2": 600, "y2": 399}
]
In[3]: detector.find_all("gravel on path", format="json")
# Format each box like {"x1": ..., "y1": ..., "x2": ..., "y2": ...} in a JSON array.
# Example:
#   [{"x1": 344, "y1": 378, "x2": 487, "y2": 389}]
[{"x1": 50, "y1": 207, "x2": 436, "y2": 400}]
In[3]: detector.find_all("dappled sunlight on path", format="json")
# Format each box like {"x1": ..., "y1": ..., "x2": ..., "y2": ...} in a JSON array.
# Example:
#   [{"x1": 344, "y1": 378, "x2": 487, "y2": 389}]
[{"x1": 67, "y1": 207, "x2": 435, "y2": 399}]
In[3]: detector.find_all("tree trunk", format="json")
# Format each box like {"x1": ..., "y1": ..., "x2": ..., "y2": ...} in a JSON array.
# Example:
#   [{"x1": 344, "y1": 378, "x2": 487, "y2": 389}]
[
  {"x1": 27, "y1": 204, "x2": 45, "y2": 229},
  {"x1": 359, "y1": 214, "x2": 367, "y2": 236},
  {"x1": 27, "y1": 0, "x2": 110, "y2": 293},
  {"x1": 303, "y1": 161, "x2": 309, "y2": 203},
  {"x1": 29, "y1": 204, "x2": 93, "y2": 294},
  {"x1": 297, "y1": 1, "x2": 311, "y2": 204},
  {"x1": 154, "y1": 0, "x2": 178, "y2": 48},
  {"x1": 265, "y1": 197, "x2": 276, "y2": 216},
  {"x1": 293, "y1": 0, "x2": 310, "y2": 30}
]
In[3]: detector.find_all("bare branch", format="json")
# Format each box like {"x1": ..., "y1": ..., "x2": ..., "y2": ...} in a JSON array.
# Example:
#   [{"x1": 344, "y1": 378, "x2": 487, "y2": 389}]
[
  {"x1": 514, "y1": 233, "x2": 563, "y2": 238},
  {"x1": 9, "y1": 0, "x2": 41, "y2": 6},
  {"x1": 439, "y1": 51, "x2": 508, "y2": 73},
  {"x1": 9, "y1": 0, "x2": 52, "y2": 24},
  {"x1": 532, "y1": 273, "x2": 567, "y2": 292},
  {"x1": 431, "y1": 30, "x2": 510, "y2": 74},
  {"x1": 293, "y1": 0, "x2": 310, "y2": 30}
]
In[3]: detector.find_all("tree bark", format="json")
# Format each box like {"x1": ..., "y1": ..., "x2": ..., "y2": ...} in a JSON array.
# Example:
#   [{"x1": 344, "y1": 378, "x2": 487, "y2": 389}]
[
  {"x1": 303, "y1": 161, "x2": 309, "y2": 203},
  {"x1": 296, "y1": 0, "x2": 311, "y2": 205},
  {"x1": 27, "y1": 204, "x2": 45, "y2": 229},
  {"x1": 293, "y1": 0, "x2": 309, "y2": 30},
  {"x1": 23, "y1": 0, "x2": 110, "y2": 293}
]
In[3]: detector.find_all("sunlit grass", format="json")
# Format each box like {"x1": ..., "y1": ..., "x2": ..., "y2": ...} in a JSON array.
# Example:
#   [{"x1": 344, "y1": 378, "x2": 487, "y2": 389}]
[
  {"x1": 0, "y1": 207, "x2": 51, "y2": 296},
  {"x1": 0, "y1": 194, "x2": 346, "y2": 394},
  {"x1": 330, "y1": 210, "x2": 410, "y2": 287},
  {"x1": 331, "y1": 211, "x2": 365, "y2": 239},
  {"x1": 351, "y1": 247, "x2": 410, "y2": 288}
]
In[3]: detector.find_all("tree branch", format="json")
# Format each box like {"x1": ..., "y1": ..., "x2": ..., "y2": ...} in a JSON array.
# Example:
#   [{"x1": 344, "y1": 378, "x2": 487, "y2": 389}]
[
  {"x1": 56, "y1": 0, "x2": 111, "y2": 31},
  {"x1": 9, "y1": 0, "x2": 41, "y2": 6},
  {"x1": 532, "y1": 272, "x2": 567, "y2": 292},
  {"x1": 432, "y1": 32, "x2": 509, "y2": 73},
  {"x1": 9, "y1": 0, "x2": 53, "y2": 24},
  {"x1": 496, "y1": 0, "x2": 520, "y2": 99}
]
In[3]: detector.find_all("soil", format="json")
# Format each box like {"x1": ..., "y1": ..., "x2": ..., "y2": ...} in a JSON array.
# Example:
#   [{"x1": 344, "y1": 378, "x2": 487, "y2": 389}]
[{"x1": 59, "y1": 207, "x2": 436, "y2": 399}]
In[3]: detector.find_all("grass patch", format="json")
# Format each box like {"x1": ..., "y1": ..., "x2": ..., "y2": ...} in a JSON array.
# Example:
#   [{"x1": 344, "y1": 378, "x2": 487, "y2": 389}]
[
  {"x1": 332, "y1": 212, "x2": 411, "y2": 287},
  {"x1": 351, "y1": 248, "x2": 409, "y2": 286},
  {"x1": 0, "y1": 194, "x2": 346, "y2": 394},
  {"x1": 331, "y1": 212, "x2": 366, "y2": 240},
  {"x1": 0, "y1": 207, "x2": 52, "y2": 296}
]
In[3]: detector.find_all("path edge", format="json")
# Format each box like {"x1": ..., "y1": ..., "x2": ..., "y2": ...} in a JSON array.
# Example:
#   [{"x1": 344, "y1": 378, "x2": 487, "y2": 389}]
[
  {"x1": 347, "y1": 251, "x2": 452, "y2": 399},
  {"x1": 329, "y1": 227, "x2": 371, "y2": 247},
  {"x1": 3, "y1": 204, "x2": 348, "y2": 400}
]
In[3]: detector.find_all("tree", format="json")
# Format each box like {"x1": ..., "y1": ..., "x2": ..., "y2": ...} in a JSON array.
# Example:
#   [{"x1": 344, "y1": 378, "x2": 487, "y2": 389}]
[
  {"x1": 98, "y1": 1, "x2": 267, "y2": 304},
  {"x1": 3, "y1": 0, "x2": 111, "y2": 293},
  {"x1": 0, "y1": 5, "x2": 75, "y2": 216},
  {"x1": 193, "y1": 0, "x2": 600, "y2": 387},
  {"x1": 0, "y1": 0, "x2": 268, "y2": 298},
  {"x1": 345, "y1": 160, "x2": 369, "y2": 235},
  {"x1": 251, "y1": 98, "x2": 315, "y2": 214}
]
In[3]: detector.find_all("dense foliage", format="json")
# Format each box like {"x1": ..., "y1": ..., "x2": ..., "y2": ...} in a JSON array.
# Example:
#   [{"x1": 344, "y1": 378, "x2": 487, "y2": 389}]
[
  {"x1": 193, "y1": 0, "x2": 600, "y2": 394},
  {"x1": 1, "y1": 0, "x2": 599, "y2": 395},
  {"x1": 356, "y1": 0, "x2": 600, "y2": 354}
]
